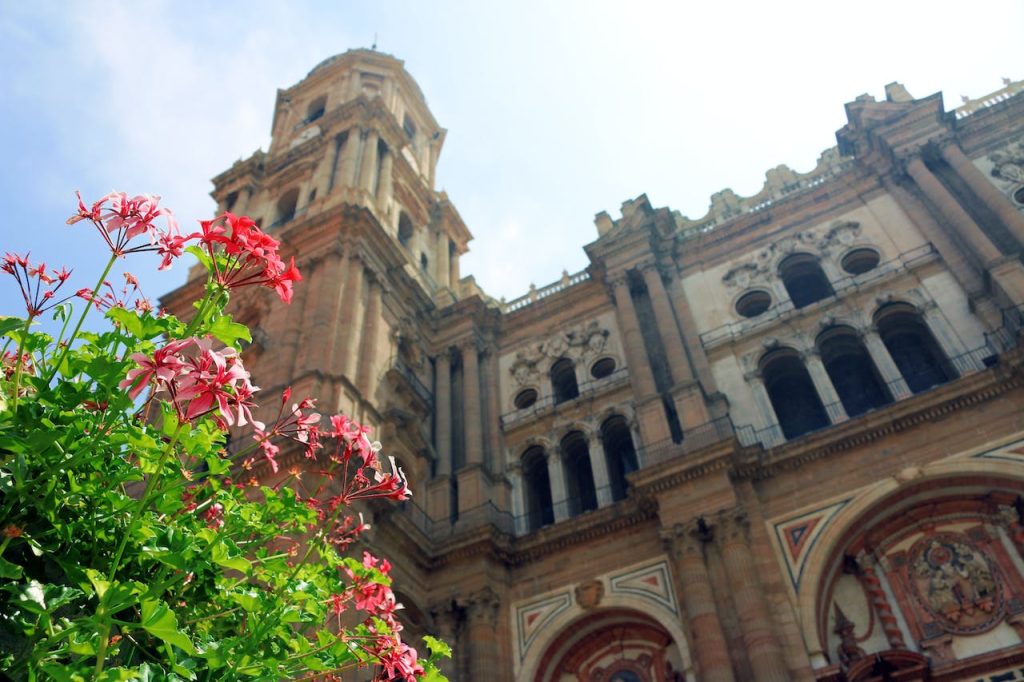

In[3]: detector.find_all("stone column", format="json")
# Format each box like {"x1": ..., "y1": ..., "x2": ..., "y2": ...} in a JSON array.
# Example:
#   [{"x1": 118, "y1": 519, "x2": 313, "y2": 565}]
[
  {"x1": 641, "y1": 264, "x2": 695, "y2": 384},
  {"x1": 883, "y1": 177, "x2": 987, "y2": 299},
  {"x1": 855, "y1": 553, "x2": 907, "y2": 650},
  {"x1": 546, "y1": 452, "x2": 569, "y2": 522},
  {"x1": 435, "y1": 351, "x2": 453, "y2": 477},
  {"x1": 463, "y1": 588, "x2": 501, "y2": 681},
  {"x1": 449, "y1": 246, "x2": 461, "y2": 290},
  {"x1": 642, "y1": 264, "x2": 710, "y2": 430},
  {"x1": 358, "y1": 130, "x2": 379, "y2": 194},
  {"x1": 430, "y1": 602, "x2": 459, "y2": 680},
  {"x1": 940, "y1": 141, "x2": 1024, "y2": 248},
  {"x1": 802, "y1": 351, "x2": 848, "y2": 424},
  {"x1": 436, "y1": 231, "x2": 451, "y2": 289},
  {"x1": 905, "y1": 156, "x2": 1002, "y2": 264},
  {"x1": 920, "y1": 303, "x2": 974, "y2": 374},
  {"x1": 484, "y1": 346, "x2": 503, "y2": 474},
  {"x1": 461, "y1": 341, "x2": 484, "y2": 466},
  {"x1": 341, "y1": 261, "x2": 367, "y2": 381},
  {"x1": 589, "y1": 433, "x2": 613, "y2": 506},
  {"x1": 743, "y1": 371, "x2": 784, "y2": 447},
  {"x1": 861, "y1": 328, "x2": 913, "y2": 399},
  {"x1": 355, "y1": 275, "x2": 382, "y2": 397},
  {"x1": 667, "y1": 271, "x2": 720, "y2": 395},
  {"x1": 338, "y1": 128, "x2": 361, "y2": 189},
  {"x1": 376, "y1": 146, "x2": 394, "y2": 210},
  {"x1": 716, "y1": 510, "x2": 789, "y2": 682},
  {"x1": 611, "y1": 275, "x2": 658, "y2": 399},
  {"x1": 660, "y1": 523, "x2": 735, "y2": 682}
]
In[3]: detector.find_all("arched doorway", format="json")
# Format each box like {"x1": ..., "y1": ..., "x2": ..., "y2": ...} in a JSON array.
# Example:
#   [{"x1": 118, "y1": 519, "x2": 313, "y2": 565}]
[
  {"x1": 803, "y1": 470, "x2": 1024, "y2": 680},
  {"x1": 532, "y1": 608, "x2": 685, "y2": 682}
]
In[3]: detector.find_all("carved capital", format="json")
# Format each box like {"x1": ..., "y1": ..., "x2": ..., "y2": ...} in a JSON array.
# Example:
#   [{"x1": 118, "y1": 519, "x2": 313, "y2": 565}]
[
  {"x1": 714, "y1": 508, "x2": 750, "y2": 545},
  {"x1": 660, "y1": 519, "x2": 713, "y2": 559},
  {"x1": 463, "y1": 587, "x2": 501, "y2": 629}
]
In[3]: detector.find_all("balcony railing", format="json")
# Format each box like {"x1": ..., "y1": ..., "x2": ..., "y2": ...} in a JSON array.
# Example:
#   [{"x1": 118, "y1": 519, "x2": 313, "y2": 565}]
[
  {"x1": 502, "y1": 268, "x2": 590, "y2": 313},
  {"x1": 699, "y1": 244, "x2": 937, "y2": 349},
  {"x1": 500, "y1": 367, "x2": 631, "y2": 429}
]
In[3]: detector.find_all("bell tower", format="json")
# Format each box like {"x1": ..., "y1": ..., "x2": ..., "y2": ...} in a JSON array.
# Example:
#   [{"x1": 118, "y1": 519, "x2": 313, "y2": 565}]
[{"x1": 177, "y1": 50, "x2": 474, "y2": 493}]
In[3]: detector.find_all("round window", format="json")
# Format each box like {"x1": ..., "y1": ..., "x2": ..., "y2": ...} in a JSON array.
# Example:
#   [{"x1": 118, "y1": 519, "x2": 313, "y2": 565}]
[
  {"x1": 513, "y1": 388, "x2": 538, "y2": 410},
  {"x1": 590, "y1": 357, "x2": 616, "y2": 379},
  {"x1": 735, "y1": 290, "x2": 772, "y2": 318},
  {"x1": 841, "y1": 248, "x2": 880, "y2": 275},
  {"x1": 1014, "y1": 186, "x2": 1024, "y2": 206}
]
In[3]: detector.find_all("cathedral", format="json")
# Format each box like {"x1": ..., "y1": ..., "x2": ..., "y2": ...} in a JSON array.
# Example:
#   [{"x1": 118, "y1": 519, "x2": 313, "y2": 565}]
[{"x1": 162, "y1": 50, "x2": 1024, "y2": 681}]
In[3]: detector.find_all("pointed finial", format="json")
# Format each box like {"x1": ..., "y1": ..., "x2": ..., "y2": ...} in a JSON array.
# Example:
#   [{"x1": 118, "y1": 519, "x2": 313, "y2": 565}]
[{"x1": 372, "y1": 33, "x2": 378, "y2": 50}]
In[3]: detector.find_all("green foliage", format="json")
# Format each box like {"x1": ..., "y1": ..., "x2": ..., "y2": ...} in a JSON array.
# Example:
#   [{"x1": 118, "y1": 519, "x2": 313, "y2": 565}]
[{"x1": 0, "y1": 208, "x2": 441, "y2": 680}]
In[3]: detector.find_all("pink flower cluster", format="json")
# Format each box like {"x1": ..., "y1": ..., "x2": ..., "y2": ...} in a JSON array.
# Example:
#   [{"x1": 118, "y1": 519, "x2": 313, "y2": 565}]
[
  {"x1": 330, "y1": 552, "x2": 424, "y2": 681},
  {"x1": 120, "y1": 337, "x2": 258, "y2": 430},
  {"x1": 199, "y1": 212, "x2": 302, "y2": 303},
  {"x1": 2, "y1": 252, "x2": 73, "y2": 318},
  {"x1": 249, "y1": 390, "x2": 410, "y2": 503},
  {"x1": 68, "y1": 191, "x2": 189, "y2": 270}
]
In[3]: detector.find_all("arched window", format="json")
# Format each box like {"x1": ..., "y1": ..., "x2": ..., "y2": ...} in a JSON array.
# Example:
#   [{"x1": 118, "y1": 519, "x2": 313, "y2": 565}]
[
  {"x1": 874, "y1": 304, "x2": 955, "y2": 394},
  {"x1": 305, "y1": 95, "x2": 326, "y2": 123},
  {"x1": 522, "y1": 446, "x2": 553, "y2": 532},
  {"x1": 779, "y1": 253, "x2": 834, "y2": 308},
  {"x1": 550, "y1": 358, "x2": 579, "y2": 404},
  {"x1": 600, "y1": 416, "x2": 638, "y2": 502},
  {"x1": 817, "y1": 326, "x2": 892, "y2": 418},
  {"x1": 761, "y1": 349, "x2": 829, "y2": 440},
  {"x1": 561, "y1": 432, "x2": 597, "y2": 515},
  {"x1": 397, "y1": 213, "x2": 414, "y2": 248},
  {"x1": 275, "y1": 188, "x2": 300, "y2": 226}
]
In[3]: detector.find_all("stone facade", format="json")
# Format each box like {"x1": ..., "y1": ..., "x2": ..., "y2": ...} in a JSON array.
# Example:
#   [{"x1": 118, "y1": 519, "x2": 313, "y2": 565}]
[{"x1": 163, "y1": 52, "x2": 1024, "y2": 681}]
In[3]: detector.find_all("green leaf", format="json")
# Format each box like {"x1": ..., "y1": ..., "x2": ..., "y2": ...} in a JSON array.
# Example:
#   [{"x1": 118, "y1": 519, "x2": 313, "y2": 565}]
[
  {"x1": 0, "y1": 316, "x2": 24, "y2": 338},
  {"x1": 207, "y1": 314, "x2": 251, "y2": 348},
  {"x1": 0, "y1": 555, "x2": 23, "y2": 579},
  {"x1": 140, "y1": 598, "x2": 197, "y2": 656},
  {"x1": 424, "y1": 635, "x2": 452, "y2": 660},
  {"x1": 211, "y1": 543, "x2": 251, "y2": 573}
]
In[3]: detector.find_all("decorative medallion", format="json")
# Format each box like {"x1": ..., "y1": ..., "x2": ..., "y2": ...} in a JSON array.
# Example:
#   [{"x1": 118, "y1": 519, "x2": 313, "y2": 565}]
[
  {"x1": 575, "y1": 580, "x2": 605, "y2": 610},
  {"x1": 907, "y1": 532, "x2": 1005, "y2": 635}
]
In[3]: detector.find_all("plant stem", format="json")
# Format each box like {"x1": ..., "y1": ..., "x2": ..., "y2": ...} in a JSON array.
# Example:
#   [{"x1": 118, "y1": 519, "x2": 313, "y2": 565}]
[
  {"x1": 10, "y1": 315, "x2": 34, "y2": 411},
  {"x1": 46, "y1": 253, "x2": 117, "y2": 384}
]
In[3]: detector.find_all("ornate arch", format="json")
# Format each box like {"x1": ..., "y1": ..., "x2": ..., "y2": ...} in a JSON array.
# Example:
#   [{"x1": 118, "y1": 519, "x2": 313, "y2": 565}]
[{"x1": 794, "y1": 452, "x2": 1024, "y2": 670}]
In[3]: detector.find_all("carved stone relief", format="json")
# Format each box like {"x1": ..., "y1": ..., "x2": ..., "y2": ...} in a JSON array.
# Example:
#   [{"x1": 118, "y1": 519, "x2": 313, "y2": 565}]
[{"x1": 988, "y1": 137, "x2": 1024, "y2": 186}]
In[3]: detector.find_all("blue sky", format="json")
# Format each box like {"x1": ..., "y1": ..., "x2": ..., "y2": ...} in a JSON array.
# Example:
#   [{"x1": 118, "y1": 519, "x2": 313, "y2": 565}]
[{"x1": 1, "y1": 1, "x2": 1022, "y2": 324}]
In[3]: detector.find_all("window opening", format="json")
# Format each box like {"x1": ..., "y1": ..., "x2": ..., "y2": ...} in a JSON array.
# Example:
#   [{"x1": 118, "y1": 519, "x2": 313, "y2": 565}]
[
  {"x1": 561, "y1": 432, "x2": 598, "y2": 516},
  {"x1": 513, "y1": 388, "x2": 538, "y2": 410},
  {"x1": 522, "y1": 446, "x2": 553, "y2": 531},
  {"x1": 398, "y1": 213, "x2": 414, "y2": 248},
  {"x1": 550, "y1": 358, "x2": 579, "y2": 404},
  {"x1": 875, "y1": 304, "x2": 954, "y2": 394},
  {"x1": 761, "y1": 349, "x2": 829, "y2": 439},
  {"x1": 600, "y1": 416, "x2": 638, "y2": 502},
  {"x1": 817, "y1": 327, "x2": 892, "y2": 417},
  {"x1": 779, "y1": 253, "x2": 834, "y2": 308},
  {"x1": 841, "y1": 248, "x2": 880, "y2": 275},
  {"x1": 305, "y1": 95, "x2": 326, "y2": 123},
  {"x1": 736, "y1": 290, "x2": 772, "y2": 318},
  {"x1": 590, "y1": 357, "x2": 616, "y2": 379}
]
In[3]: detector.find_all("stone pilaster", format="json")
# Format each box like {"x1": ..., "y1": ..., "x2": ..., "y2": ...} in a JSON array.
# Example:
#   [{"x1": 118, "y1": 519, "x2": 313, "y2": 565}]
[
  {"x1": 435, "y1": 350, "x2": 453, "y2": 477},
  {"x1": 462, "y1": 587, "x2": 501, "y2": 681},
  {"x1": 661, "y1": 522, "x2": 735, "y2": 682},
  {"x1": 546, "y1": 452, "x2": 569, "y2": 522},
  {"x1": 802, "y1": 351, "x2": 848, "y2": 424},
  {"x1": 355, "y1": 273, "x2": 382, "y2": 397},
  {"x1": 589, "y1": 433, "x2": 613, "y2": 506},
  {"x1": 358, "y1": 129, "x2": 379, "y2": 194},
  {"x1": 340, "y1": 257, "x2": 367, "y2": 380},
  {"x1": 461, "y1": 340, "x2": 484, "y2": 467},
  {"x1": 940, "y1": 141, "x2": 1024, "y2": 249},
  {"x1": 337, "y1": 127, "x2": 360, "y2": 188},
  {"x1": 376, "y1": 145, "x2": 394, "y2": 210},
  {"x1": 861, "y1": 327, "x2": 913, "y2": 400},
  {"x1": 715, "y1": 510, "x2": 789, "y2": 682},
  {"x1": 430, "y1": 601, "x2": 460, "y2": 680},
  {"x1": 905, "y1": 156, "x2": 1001, "y2": 264},
  {"x1": 610, "y1": 274, "x2": 658, "y2": 399}
]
